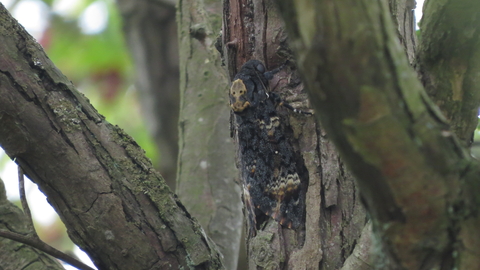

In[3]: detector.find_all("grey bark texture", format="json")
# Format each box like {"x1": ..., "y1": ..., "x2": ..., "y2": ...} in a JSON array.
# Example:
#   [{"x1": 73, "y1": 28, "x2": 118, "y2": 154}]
[
  {"x1": 0, "y1": 4, "x2": 224, "y2": 269},
  {"x1": 175, "y1": 0, "x2": 243, "y2": 269}
]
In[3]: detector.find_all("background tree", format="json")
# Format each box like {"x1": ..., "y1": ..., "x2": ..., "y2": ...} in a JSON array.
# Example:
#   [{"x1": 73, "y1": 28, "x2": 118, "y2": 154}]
[
  {"x1": 175, "y1": 0, "x2": 243, "y2": 268},
  {"x1": 116, "y1": 0, "x2": 180, "y2": 187}
]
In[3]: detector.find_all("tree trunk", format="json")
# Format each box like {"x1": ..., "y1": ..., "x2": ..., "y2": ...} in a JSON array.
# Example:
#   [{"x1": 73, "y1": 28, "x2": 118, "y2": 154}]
[
  {"x1": 176, "y1": 0, "x2": 243, "y2": 268},
  {"x1": 116, "y1": 0, "x2": 180, "y2": 187},
  {"x1": 277, "y1": 0, "x2": 480, "y2": 269},
  {"x1": 0, "y1": 4, "x2": 223, "y2": 269},
  {"x1": 222, "y1": 0, "x2": 366, "y2": 269}
]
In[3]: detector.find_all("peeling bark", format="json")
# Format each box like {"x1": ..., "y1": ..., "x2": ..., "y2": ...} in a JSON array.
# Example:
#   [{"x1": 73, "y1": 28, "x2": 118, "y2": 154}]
[{"x1": 223, "y1": 0, "x2": 366, "y2": 269}]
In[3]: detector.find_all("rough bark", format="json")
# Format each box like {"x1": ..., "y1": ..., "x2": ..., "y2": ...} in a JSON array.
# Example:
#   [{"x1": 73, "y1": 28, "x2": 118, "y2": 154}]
[
  {"x1": 389, "y1": 0, "x2": 417, "y2": 63},
  {"x1": 175, "y1": 0, "x2": 243, "y2": 268},
  {"x1": 116, "y1": 0, "x2": 180, "y2": 187},
  {"x1": 0, "y1": 178, "x2": 65, "y2": 270},
  {"x1": 0, "y1": 4, "x2": 224, "y2": 270},
  {"x1": 417, "y1": 0, "x2": 480, "y2": 145},
  {"x1": 222, "y1": 0, "x2": 366, "y2": 269},
  {"x1": 278, "y1": 0, "x2": 480, "y2": 269}
]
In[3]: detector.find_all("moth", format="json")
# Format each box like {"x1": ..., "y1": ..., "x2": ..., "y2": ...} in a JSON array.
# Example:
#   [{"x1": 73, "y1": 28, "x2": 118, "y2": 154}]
[{"x1": 229, "y1": 60, "x2": 308, "y2": 237}]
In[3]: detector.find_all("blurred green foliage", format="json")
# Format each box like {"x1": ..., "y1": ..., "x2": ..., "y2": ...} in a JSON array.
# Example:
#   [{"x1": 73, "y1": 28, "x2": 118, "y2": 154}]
[
  {"x1": 41, "y1": 0, "x2": 158, "y2": 164},
  {"x1": 4, "y1": 0, "x2": 157, "y2": 165},
  {"x1": 46, "y1": 2, "x2": 130, "y2": 80}
]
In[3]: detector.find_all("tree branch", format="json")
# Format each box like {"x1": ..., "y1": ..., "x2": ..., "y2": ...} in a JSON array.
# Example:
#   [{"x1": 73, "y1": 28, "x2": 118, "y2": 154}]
[
  {"x1": 12, "y1": 167, "x2": 92, "y2": 269},
  {"x1": 0, "y1": 4, "x2": 223, "y2": 269},
  {"x1": 0, "y1": 229, "x2": 95, "y2": 270},
  {"x1": 0, "y1": 177, "x2": 65, "y2": 270},
  {"x1": 277, "y1": 0, "x2": 480, "y2": 268},
  {"x1": 388, "y1": 0, "x2": 417, "y2": 63}
]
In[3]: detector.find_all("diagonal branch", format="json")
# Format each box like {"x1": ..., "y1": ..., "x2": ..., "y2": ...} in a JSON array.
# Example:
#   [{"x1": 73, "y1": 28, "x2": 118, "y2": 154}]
[{"x1": 0, "y1": 4, "x2": 223, "y2": 269}]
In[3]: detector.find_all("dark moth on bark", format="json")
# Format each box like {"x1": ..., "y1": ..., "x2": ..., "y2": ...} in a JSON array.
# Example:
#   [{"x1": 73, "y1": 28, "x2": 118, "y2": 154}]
[{"x1": 229, "y1": 60, "x2": 308, "y2": 237}]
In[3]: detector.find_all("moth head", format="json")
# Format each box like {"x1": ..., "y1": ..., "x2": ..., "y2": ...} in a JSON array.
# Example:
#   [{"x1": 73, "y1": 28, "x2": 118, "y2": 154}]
[{"x1": 230, "y1": 79, "x2": 251, "y2": 112}]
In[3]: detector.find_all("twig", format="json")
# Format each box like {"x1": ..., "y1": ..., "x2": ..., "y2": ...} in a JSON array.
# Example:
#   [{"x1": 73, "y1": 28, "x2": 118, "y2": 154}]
[
  {"x1": 18, "y1": 166, "x2": 38, "y2": 239},
  {"x1": 12, "y1": 166, "x2": 96, "y2": 270},
  {"x1": 0, "y1": 229, "x2": 96, "y2": 270}
]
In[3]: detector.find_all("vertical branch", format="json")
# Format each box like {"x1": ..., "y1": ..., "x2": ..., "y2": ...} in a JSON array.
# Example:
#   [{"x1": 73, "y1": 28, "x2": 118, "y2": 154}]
[
  {"x1": 18, "y1": 166, "x2": 37, "y2": 239},
  {"x1": 388, "y1": 0, "x2": 417, "y2": 63}
]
